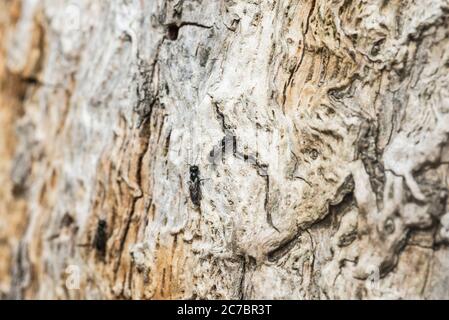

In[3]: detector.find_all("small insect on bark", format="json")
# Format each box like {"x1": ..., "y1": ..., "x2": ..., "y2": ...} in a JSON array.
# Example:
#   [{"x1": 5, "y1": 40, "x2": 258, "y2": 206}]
[
  {"x1": 93, "y1": 219, "x2": 107, "y2": 260},
  {"x1": 188, "y1": 165, "x2": 202, "y2": 207}
]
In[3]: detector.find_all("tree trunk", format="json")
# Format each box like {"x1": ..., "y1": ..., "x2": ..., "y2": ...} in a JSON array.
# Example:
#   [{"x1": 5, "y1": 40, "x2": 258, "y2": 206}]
[{"x1": 1, "y1": 0, "x2": 449, "y2": 300}]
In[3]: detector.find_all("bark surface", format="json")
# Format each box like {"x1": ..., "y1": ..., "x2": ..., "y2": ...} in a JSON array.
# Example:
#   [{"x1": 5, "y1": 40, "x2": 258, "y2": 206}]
[{"x1": 1, "y1": 0, "x2": 449, "y2": 299}]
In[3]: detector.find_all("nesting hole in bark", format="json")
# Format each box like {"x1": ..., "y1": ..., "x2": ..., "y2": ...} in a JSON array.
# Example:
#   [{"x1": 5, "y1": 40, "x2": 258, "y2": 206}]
[{"x1": 166, "y1": 23, "x2": 179, "y2": 41}]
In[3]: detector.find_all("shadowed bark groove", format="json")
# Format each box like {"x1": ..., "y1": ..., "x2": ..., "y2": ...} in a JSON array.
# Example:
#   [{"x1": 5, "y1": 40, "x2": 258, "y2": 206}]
[{"x1": 0, "y1": 0, "x2": 449, "y2": 299}]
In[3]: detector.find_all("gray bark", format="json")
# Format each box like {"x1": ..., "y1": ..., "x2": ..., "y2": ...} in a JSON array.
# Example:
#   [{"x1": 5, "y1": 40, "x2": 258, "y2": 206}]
[{"x1": 1, "y1": 0, "x2": 449, "y2": 299}]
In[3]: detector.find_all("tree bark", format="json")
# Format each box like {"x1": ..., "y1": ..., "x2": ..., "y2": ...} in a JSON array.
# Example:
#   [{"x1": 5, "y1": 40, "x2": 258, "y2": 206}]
[{"x1": 1, "y1": 0, "x2": 449, "y2": 299}]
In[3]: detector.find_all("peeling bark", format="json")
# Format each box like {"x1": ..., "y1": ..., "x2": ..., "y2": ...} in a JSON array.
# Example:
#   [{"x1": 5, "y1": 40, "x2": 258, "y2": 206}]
[{"x1": 1, "y1": 0, "x2": 449, "y2": 299}]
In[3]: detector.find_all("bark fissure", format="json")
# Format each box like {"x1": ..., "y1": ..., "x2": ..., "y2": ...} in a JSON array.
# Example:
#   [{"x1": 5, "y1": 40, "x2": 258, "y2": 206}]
[{"x1": 1, "y1": 0, "x2": 449, "y2": 300}]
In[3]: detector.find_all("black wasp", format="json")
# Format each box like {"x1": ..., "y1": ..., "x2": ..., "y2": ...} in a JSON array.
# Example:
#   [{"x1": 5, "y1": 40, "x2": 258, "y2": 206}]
[
  {"x1": 93, "y1": 219, "x2": 107, "y2": 260},
  {"x1": 188, "y1": 165, "x2": 203, "y2": 207}
]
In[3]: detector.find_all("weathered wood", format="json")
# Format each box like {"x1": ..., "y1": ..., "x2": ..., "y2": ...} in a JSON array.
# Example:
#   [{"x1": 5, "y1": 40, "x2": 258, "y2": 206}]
[{"x1": 1, "y1": 0, "x2": 449, "y2": 299}]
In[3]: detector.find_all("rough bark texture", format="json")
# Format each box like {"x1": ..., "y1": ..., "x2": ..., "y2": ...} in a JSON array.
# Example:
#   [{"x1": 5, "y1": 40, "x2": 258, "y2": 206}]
[{"x1": 1, "y1": 0, "x2": 449, "y2": 299}]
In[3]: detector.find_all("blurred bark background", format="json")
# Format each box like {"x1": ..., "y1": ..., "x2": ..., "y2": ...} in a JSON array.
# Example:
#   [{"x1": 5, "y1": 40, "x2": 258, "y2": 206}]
[{"x1": 1, "y1": 0, "x2": 449, "y2": 299}]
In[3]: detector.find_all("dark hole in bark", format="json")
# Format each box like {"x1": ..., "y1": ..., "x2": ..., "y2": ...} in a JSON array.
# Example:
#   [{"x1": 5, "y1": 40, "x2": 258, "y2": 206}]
[
  {"x1": 166, "y1": 24, "x2": 179, "y2": 41},
  {"x1": 61, "y1": 213, "x2": 75, "y2": 228}
]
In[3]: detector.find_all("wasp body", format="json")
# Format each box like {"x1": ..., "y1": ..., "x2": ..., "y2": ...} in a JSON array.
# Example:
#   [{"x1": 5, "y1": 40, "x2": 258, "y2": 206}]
[
  {"x1": 93, "y1": 219, "x2": 107, "y2": 260},
  {"x1": 188, "y1": 165, "x2": 202, "y2": 207}
]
